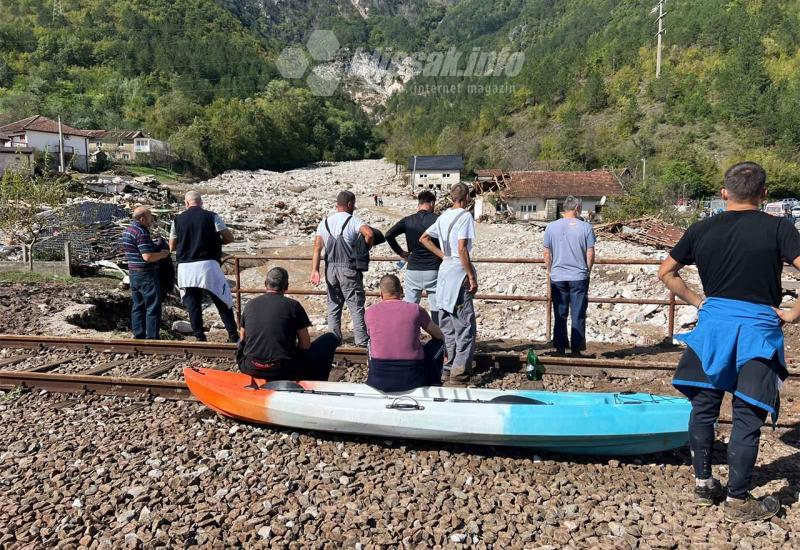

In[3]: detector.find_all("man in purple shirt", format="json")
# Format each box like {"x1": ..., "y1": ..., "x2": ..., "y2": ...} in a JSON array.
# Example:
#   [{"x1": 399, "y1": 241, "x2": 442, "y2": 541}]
[
  {"x1": 122, "y1": 207, "x2": 170, "y2": 339},
  {"x1": 365, "y1": 275, "x2": 445, "y2": 392}
]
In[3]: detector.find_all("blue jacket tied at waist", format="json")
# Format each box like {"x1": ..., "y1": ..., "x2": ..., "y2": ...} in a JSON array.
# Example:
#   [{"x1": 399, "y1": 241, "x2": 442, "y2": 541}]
[{"x1": 674, "y1": 297, "x2": 785, "y2": 390}]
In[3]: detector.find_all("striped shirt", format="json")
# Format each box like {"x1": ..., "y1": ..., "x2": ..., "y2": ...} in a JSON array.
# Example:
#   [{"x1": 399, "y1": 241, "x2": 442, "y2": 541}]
[{"x1": 122, "y1": 221, "x2": 158, "y2": 271}]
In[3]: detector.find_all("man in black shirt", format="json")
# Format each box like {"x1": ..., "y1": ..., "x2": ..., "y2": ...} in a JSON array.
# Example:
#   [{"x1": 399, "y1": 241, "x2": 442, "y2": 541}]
[
  {"x1": 385, "y1": 191, "x2": 441, "y2": 318},
  {"x1": 659, "y1": 162, "x2": 800, "y2": 522},
  {"x1": 238, "y1": 267, "x2": 338, "y2": 381}
]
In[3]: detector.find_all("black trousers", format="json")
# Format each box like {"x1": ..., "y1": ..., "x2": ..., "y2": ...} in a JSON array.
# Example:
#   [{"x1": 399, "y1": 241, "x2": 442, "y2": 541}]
[
  {"x1": 367, "y1": 340, "x2": 445, "y2": 392},
  {"x1": 240, "y1": 333, "x2": 339, "y2": 382},
  {"x1": 182, "y1": 287, "x2": 238, "y2": 341},
  {"x1": 685, "y1": 386, "x2": 768, "y2": 499}
]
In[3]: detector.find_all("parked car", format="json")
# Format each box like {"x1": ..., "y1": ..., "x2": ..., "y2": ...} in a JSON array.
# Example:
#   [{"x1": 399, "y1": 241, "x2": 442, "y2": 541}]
[{"x1": 791, "y1": 206, "x2": 800, "y2": 219}]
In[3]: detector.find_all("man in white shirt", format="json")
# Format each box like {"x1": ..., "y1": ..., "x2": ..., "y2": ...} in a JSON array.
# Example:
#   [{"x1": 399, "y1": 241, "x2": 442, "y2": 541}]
[
  {"x1": 310, "y1": 191, "x2": 374, "y2": 346},
  {"x1": 420, "y1": 183, "x2": 477, "y2": 386}
]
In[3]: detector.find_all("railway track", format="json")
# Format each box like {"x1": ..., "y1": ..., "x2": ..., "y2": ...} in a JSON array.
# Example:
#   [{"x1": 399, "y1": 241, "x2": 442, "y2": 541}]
[{"x1": 0, "y1": 334, "x2": 796, "y2": 429}]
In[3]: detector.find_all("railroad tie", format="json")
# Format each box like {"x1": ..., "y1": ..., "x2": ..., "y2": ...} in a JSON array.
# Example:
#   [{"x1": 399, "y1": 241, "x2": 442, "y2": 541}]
[
  {"x1": 22, "y1": 355, "x2": 81, "y2": 373},
  {"x1": 0, "y1": 354, "x2": 34, "y2": 369},
  {"x1": 78, "y1": 359, "x2": 134, "y2": 376},
  {"x1": 132, "y1": 359, "x2": 181, "y2": 379}
]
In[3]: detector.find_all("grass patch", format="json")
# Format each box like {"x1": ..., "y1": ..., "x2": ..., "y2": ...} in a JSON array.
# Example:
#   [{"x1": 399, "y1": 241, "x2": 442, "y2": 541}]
[
  {"x1": 0, "y1": 271, "x2": 79, "y2": 284},
  {"x1": 123, "y1": 165, "x2": 185, "y2": 184}
]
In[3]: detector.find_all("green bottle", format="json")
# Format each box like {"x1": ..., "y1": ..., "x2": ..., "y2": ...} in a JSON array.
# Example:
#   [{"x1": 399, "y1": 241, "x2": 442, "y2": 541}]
[{"x1": 525, "y1": 349, "x2": 545, "y2": 381}]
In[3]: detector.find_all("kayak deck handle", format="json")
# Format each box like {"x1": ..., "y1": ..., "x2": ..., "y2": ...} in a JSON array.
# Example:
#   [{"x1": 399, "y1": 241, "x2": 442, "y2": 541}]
[{"x1": 387, "y1": 397, "x2": 425, "y2": 411}]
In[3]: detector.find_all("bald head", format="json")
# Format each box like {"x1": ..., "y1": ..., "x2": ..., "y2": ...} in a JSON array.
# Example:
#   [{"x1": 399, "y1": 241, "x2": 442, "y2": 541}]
[
  {"x1": 132, "y1": 206, "x2": 154, "y2": 227},
  {"x1": 379, "y1": 274, "x2": 403, "y2": 300},
  {"x1": 185, "y1": 190, "x2": 202, "y2": 207}
]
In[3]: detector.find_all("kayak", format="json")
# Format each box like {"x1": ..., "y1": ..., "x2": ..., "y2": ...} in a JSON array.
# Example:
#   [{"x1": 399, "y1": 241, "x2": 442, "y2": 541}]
[{"x1": 184, "y1": 367, "x2": 691, "y2": 456}]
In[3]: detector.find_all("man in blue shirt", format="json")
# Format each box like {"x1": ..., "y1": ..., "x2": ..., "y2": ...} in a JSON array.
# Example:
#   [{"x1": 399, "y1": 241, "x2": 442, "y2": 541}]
[
  {"x1": 122, "y1": 207, "x2": 170, "y2": 339},
  {"x1": 543, "y1": 196, "x2": 596, "y2": 355}
]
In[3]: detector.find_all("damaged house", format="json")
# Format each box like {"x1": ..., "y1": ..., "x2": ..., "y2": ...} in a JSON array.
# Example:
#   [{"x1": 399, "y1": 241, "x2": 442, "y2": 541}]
[
  {"x1": 407, "y1": 155, "x2": 464, "y2": 192},
  {"x1": 475, "y1": 169, "x2": 627, "y2": 221}
]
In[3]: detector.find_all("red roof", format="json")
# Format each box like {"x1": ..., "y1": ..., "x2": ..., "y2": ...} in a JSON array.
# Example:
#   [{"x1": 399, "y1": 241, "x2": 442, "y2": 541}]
[
  {"x1": 0, "y1": 115, "x2": 92, "y2": 138},
  {"x1": 502, "y1": 170, "x2": 624, "y2": 199}
]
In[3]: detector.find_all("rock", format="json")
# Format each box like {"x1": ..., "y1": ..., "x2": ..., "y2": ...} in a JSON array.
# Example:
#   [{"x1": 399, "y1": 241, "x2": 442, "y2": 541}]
[
  {"x1": 258, "y1": 526, "x2": 272, "y2": 540},
  {"x1": 215, "y1": 450, "x2": 231, "y2": 460},
  {"x1": 172, "y1": 320, "x2": 193, "y2": 334},
  {"x1": 450, "y1": 533, "x2": 467, "y2": 543}
]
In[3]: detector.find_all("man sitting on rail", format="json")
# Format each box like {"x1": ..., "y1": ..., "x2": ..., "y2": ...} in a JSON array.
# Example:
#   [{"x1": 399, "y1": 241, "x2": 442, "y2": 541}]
[
  {"x1": 365, "y1": 274, "x2": 445, "y2": 392},
  {"x1": 659, "y1": 161, "x2": 800, "y2": 522},
  {"x1": 238, "y1": 267, "x2": 338, "y2": 381}
]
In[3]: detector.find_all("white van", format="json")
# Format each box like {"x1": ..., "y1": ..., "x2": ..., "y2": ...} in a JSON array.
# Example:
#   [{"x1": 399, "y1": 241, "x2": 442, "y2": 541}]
[{"x1": 764, "y1": 202, "x2": 787, "y2": 216}]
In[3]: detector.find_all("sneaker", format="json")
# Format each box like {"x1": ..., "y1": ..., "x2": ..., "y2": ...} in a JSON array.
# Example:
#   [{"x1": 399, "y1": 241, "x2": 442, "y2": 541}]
[
  {"x1": 694, "y1": 479, "x2": 724, "y2": 507},
  {"x1": 723, "y1": 494, "x2": 781, "y2": 523}
]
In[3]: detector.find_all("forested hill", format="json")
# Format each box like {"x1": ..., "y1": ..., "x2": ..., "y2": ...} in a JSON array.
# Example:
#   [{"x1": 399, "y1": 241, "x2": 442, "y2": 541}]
[
  {"x1": 376, "y1": 0, "x2": 800, "y2": 200},
  {"x1": 2, "y1": 0, "x2": 799, "y2": 200},
  {"x1": 0, "y1": 0, "x2": 380, "y2": 174}
]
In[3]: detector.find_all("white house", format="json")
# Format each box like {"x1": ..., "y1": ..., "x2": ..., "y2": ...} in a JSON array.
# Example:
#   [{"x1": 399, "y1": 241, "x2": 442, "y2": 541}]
[
  {"x1": 86, "y1": 130, "x2": 172, "y2": 164},
  {"x1": 407, "y1": 155, "x2": 463, "y2": 192},
  {"x1": 0, "y1": 115, "x2": 91, "y2": 172},
  {"x1": 476, "y1": 169, "x2": 626, "y2": 221}
]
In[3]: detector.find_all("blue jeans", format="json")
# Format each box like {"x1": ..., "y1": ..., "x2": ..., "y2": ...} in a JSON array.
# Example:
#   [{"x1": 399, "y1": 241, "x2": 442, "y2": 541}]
[
  {"x1": 130, "y1": 270, "x2": 161, "y2": 339},
  {"x1": 551, "y1": 278, "x2": 589, "y2": 353}
]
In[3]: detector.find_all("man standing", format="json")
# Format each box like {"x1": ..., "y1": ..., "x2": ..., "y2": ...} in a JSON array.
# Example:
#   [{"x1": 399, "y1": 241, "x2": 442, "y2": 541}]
[
  {"x1": 239, "y1": 267, "x2": 338, "y2": 381},
  {"x1": 122, "y1": 207, "x2": 170, "y2": 339},
  {"x1": 543, "y1": 196, "x2": 596, "y2": 356},
  {"x1": 420, "y1": 183, "x2": 477, "y2": 386},
  {"x1": 365, "y1": 275, "x2": 445, "y2": 392},
  {"x1": 659, "y1": 162, "x2": 800, "y2": 522},
  {"x1": 169, "y1": 191, "x2": 239, "y2": 343},
  {"x1": 310, "y1": 191, "x2": 374, "y2": 346},
  {"x1": 385, "y1": 190, "x2": 441, "y2": 317}
]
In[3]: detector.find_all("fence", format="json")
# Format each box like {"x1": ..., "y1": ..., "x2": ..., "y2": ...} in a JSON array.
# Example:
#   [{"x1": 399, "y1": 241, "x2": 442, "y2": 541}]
[{"x1": 223, "y1": 255, "x2": 687, "y2": 340}]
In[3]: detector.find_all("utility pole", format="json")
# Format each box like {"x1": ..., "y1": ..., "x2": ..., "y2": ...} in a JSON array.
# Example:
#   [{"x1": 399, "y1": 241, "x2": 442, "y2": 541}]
[
  {"x1": 641, "y1": 158, "x2": 647, "y2": 183},
  {"x1": 650, "y1": 0, "x2": 667, "y2": 78},
  {"x1": 58, "y1": 116, "x2": 65, "y2": 173}
]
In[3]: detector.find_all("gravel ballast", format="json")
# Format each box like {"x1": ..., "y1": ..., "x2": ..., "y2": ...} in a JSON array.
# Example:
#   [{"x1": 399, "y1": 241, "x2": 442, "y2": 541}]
[{"x1": 1, "y1": 391, "x2": 798, "y2": 548}]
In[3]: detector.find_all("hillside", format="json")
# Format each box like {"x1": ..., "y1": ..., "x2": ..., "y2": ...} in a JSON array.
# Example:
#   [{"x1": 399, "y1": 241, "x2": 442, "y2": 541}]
[
  {"x1": 2, "y1": 0, "x2": 799, "y2": 200},
  {"x1": 0, "y1": 0, "x2": 380, "y2": 174}
]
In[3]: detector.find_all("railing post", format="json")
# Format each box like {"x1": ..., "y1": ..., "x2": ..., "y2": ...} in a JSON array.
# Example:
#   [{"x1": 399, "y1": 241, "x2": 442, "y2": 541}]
[
  {"x1": 234, "y1": 257, "x2": 242, "y2": 324},
  {"x1": 545, "y1": 272, "x2": 552, "y2": 342},
  {"x1": 667, "y1": 290, "x2": 676, "y2": 339}
]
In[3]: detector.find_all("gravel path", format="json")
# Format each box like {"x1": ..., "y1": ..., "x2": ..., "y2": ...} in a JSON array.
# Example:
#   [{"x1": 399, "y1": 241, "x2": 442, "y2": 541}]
[{"x1": 1, "y1": 391, "x2": 798, "y2": 548}]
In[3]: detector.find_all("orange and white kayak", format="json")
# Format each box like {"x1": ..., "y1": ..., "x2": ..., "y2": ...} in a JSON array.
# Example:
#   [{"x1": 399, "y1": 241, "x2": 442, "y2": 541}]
[{"x1": 184, "y1": 367, "x2": 691, "y2": 455}]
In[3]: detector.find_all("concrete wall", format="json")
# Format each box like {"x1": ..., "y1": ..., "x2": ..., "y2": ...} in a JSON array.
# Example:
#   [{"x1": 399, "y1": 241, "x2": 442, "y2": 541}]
[
  {"x1": 0, "y1": 261, "x2": 71, "y2": 277},
  {"x1": 410, "y1": 170, "x2": 460, "y2": 191},
  {"x1": 507, "y1": 197, "x2": 603, "y2": 221},
  {"x1": 0, "y1": 149, "x2": 34, "y2": 175}
]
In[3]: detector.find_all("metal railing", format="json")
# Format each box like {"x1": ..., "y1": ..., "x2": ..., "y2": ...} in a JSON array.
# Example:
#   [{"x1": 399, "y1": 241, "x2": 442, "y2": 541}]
[{"x1": 224, "y1": 255, "x2": 687, "y2": 340}]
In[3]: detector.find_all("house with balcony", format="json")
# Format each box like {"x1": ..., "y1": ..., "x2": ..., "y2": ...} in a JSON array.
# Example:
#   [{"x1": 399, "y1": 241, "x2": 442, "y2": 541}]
[
  {"x1": 0, "y1": 115, "x2": 91, "y2": 171},
  {"x1": 87, "y1": 130, "x2": 171, "y2": 164}
]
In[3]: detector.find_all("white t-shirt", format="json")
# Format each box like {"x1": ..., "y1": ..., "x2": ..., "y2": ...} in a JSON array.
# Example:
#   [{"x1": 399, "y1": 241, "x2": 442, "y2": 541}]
[
  {"x1": 424, "y1": 208, "x2": 475, "y2": 257},
  {"x1": 316, "y1": 211, "x2": 366, "y2": 248}
]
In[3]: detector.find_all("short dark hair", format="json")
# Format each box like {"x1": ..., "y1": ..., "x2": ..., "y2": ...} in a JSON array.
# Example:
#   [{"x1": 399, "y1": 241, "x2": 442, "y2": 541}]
[
  {"x1": 450, "y1": 183, "x2": 469, "y2": 203},
  {"x1": 336, "y1": 190, "x2": 356, "y2": 207},
  {"x1": 418, "y1": 190, "x2": 436, "y2": 205},
  {"x1": 379, "y1": 274, "x2": 403, "y2": 297},
  {"x1": 724, "y1": 162, "x2": 766, "y2": 201},
  {"x1": 265, "y1": 267, "x2": 289, "y2": 292}
]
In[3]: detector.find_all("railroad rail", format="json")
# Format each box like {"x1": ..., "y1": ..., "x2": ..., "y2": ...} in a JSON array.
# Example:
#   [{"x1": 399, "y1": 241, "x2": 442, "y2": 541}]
[{"x1": 0, "y1": 335, "x2": 796, "y2": 428}]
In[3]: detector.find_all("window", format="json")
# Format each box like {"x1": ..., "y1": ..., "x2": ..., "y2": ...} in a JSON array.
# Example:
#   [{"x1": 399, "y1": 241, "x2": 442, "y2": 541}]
[
  {"x1": 520, "y1": 204, "x2": 537, "y2": 213},
  {"x1": 443, "y1": 173, "x2": 450, "y2": 178}
]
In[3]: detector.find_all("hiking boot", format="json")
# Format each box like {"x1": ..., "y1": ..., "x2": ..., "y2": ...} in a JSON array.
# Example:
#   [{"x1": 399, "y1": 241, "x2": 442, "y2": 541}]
[
  {"x1": 443, "y1": 367, "x2": 470, "y2": 387},
  {"x1": 723, "y1": 494, "x2": 781, "y2": 523},
  {"x1": 440, "y1": 369, "x2": 451, "y2": 385},
  {"x1": 694, "y1": 479, "x2": 724, "y2": 507}
]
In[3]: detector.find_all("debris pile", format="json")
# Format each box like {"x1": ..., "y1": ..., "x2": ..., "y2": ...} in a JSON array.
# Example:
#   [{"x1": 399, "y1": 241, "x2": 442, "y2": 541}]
[
  {"x1": 595, "y1": 217, "x2": 685, "y2": 249},
  {"x1": 34, "y1": 201, "x2": 129, "y2": 262},
  {"x1": 78, "y1": 174, "x2": 177, "y2": 205}
]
